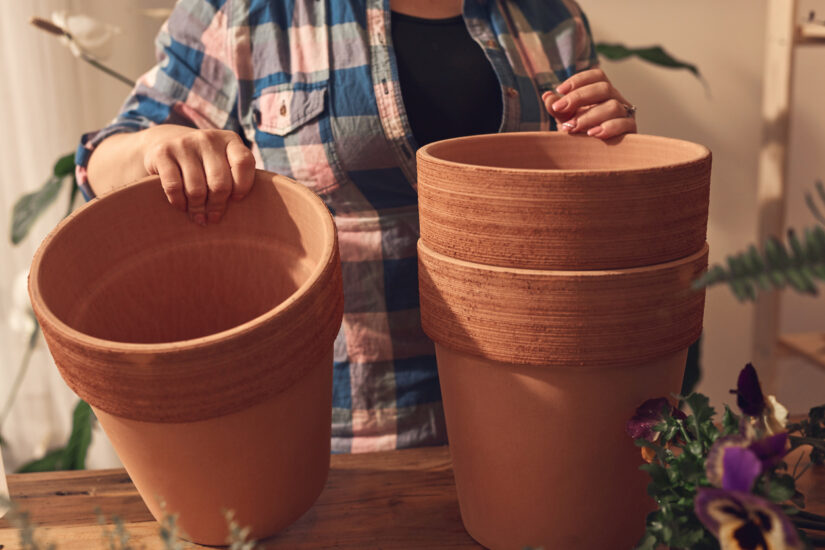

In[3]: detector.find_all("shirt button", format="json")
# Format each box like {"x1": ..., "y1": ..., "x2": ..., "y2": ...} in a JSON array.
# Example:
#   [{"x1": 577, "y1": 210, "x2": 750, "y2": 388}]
[
  {"x1": 280, "y1": 104, "x2": 287, "y2": 116},
  {"x1": 506, "y1": 87, "x2": 518, "y2": 97},
  {"x1": 486, "y1": 39, "x2": 498, "y2": 49}
]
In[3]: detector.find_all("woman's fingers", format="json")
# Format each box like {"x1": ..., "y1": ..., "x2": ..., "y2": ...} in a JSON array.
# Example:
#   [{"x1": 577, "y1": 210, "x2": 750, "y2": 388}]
[
  {"x1": 178, "y1": 146, "x2": 209, "y2": 226},
  {"x1": 201, "y1": 133, "x2": 235, "y2": 224},
  {"x1": 564, "y1": 99, "x2": 637, "y2": 137},
  {"x1": 545, "y1": 68, "x2": 636, "y2": 140},
  {"x1": 554, "y1": 68, "x2": 608, "y2": 95},
  {"x1": 550, "y1": 81, "x2": 613, "y2": 117},
  {"x1": 143, "y1": 127, "x2": 256, "y2": 225},
  {"x1": 145, "y1": 143, "x2": 187, "y2": 212},
  {"x1": 226, "y1": 136, "x2": 256, "y2": 201}
]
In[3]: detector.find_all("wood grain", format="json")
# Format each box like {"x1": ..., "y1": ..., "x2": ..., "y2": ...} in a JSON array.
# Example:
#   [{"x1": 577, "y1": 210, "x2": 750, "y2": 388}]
[
  {"x1": 0, "y1": 447, "x2": 480, "y2": 549},
  {"x1": 1, "y1": 448, "x2": 823, "y2": 549}
]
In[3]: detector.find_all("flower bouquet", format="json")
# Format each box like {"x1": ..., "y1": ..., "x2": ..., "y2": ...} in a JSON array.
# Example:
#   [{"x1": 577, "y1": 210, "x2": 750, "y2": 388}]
[{"x1": 628, "y1": 364, "x2": 825, "y2": 549}]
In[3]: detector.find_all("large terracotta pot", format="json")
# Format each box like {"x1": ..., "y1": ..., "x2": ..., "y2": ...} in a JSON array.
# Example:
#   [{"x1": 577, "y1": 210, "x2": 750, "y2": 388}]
[
  {"x1": 417, "y1": 133, "x2": 711, "y2": 550},
  {"x1": 28, "y1": 170, "x2": 343, "y2": 545}
]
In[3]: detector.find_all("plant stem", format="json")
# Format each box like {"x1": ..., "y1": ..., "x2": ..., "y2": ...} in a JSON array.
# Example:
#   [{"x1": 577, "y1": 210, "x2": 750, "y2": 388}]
[
  {"x1": 79, "y1": 53, "x2": 134, "y2": 87},
  {"x1": 793, "y1": 449, "x2": 807, "y2": 479},
  {"x1": 0, "y1": 322, "x2": 41, "y2": 434},
  {"x1": 797, "y1": 510, "x2": 825, "y2": 523},
  {"x1": 794, "y1": 518, "x2": 825, "y2": 532}
]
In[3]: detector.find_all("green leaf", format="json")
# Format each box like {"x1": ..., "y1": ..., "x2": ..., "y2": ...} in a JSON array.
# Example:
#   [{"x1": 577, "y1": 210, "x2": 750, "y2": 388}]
[
  {"x1": 10, "y1": 176, "x2": 66, "y2": 245},
  {"x1": 53, "y1": 152, "x2": 75, "y2": 178},
  {"x1": 17, "y1": 448, "x2": 65, "y2": 473},
  {"x1": 16, "y1": 400, "x2": 93, "y2": 473},
  {"x1": 595, "y1": 43, "x2": 700, "y2": 78},
  {"x1": 64, "y1": 400, "x2": 93, "y2": 470},
  {"x1": 761, "y1": 474, "x2": 797, "y2": 503},
  {"x1": 722, "y1": 405, "x2": 741, "y2": 435}
]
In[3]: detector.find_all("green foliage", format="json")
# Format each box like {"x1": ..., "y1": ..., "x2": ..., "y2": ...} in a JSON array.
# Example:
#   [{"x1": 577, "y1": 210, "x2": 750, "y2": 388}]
[
  {"x1": 17, "y1": 400, "x2": 93, "y2": 473},
  {"x1": 2, "y1": 495, "x2": 257, "y2": 550},
  {"x1": 97, "y1": 510, "x2": 138, "y2": 550},
  {"x1": 694, "y1": 181, "x2": 825, "y2": 300},
  {"x1": 633, "y1": 393, "x2": 722, "y2": 550},
  {"x1": 634, "y1": 394, "x2": 825, "y2": 549},
  {"x1": 225, "y1": 509, "x2": 259, "y2": 550},
  {"x1": 693, "y1": 226, "x2": 825, "y2": 300},
  {"x1": 595, "y1": 43, "x2": 700, "y2": 78},
  {"x1": 10, "y1": 152, "x2": 75, "y2": 244},
  {"x1": 788, "y1": 405, "x2": 825, "y2": 465}
]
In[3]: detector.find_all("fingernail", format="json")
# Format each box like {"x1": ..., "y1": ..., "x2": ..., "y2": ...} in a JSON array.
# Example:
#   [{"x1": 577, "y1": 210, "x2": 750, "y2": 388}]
[
  {"x1": 208, "y1": 212, "x2": 222, "y2": 224},
  {"x1": 556, "y1": 82, "x2": 571, "y2": 95},
  {"x1": 193, "y1": 213, "x2": 206, "y2": 226},
  {"x1": 587, "y1": 126, "x2": 604, "y2": 137},
  {"x1": 552, "y1": 98, "x2": 569, "y2": 112}
]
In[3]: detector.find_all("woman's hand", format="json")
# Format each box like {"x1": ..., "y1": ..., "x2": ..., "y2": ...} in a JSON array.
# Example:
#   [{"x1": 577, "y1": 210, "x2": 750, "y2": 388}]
[
  {"x1": 543, "y1": 68, "x2": 637, "y2": 139},
  {"x1": 141, "y1": 125, "x2": 256, "y2": 225}
]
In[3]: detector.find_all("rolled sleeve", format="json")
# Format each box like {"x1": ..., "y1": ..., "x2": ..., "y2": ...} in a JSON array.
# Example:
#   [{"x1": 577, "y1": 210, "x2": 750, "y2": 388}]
[{"x1": 75, "y1": 0, "x2": 240, "y2": 199}]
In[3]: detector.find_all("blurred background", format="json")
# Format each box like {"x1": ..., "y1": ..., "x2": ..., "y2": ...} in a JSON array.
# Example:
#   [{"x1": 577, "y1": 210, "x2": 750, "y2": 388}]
[{"x1": 0, "y1": 0, "x2": 823, "y2": 472}]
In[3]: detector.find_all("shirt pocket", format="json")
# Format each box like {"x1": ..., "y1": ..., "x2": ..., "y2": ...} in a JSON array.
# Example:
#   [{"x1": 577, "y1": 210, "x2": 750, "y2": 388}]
[{"x1": 250, "y1": 83, "x2": 345, "y2": 196}]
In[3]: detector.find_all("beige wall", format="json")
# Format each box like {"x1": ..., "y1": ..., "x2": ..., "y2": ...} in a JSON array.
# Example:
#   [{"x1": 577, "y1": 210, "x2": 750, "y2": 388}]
[{"x1": 581, "y1": 0, "x2": 825, "y2": 412}]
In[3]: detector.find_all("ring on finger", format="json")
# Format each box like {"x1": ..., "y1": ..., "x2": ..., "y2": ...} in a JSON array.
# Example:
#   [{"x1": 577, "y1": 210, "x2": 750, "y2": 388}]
[{"x1": 622, "y1": 104, "x2": 637, "y2": 118}]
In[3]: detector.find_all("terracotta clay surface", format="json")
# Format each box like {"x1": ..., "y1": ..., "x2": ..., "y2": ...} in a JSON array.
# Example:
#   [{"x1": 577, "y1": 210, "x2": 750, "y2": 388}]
[
  {"x1": 418, "y1": 132, "x2": 711, "y2": 270},
  {"x1": 417, "y1": 132, "x2": 711, "y2": 550},
  {"x1": 28, "y1": 170, "x2": 343, "y2": 544},
  {"x1": 29, "y1": 171, "x2": 342, "y2": 423},
  {"x1": 436, "y1": 344, "x2": 687, "y2": 550},
  {"x1": 419, "y1": 240, "x2": 708, "y2": 367}
]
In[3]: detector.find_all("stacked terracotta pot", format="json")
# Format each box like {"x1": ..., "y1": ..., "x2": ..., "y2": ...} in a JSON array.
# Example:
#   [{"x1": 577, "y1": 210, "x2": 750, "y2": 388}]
[
  {"x1": 28, "y1": 170, "x2": 343, "y2": 544},
  {"x1": 417, "y1": 132, "x2": 711, "y2": 550}
]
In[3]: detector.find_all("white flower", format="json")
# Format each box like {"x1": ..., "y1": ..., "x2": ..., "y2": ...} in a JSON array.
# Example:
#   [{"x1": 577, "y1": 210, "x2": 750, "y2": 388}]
[
  {"x1": 50, "y1": 11, "x2": 121, "y2": 60},
  {"x1": 762, "y1": 395, "x2": 789, "y2": 436},
  {"x1": 8, "y1": 270, "x2": 35, "y2": 336}
]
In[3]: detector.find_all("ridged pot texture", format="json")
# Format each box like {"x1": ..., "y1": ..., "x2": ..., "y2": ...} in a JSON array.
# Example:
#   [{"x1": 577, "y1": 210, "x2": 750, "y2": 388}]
[
  {"x1": 27, "y1": 170, "x2": 343, "y2": 543},
  {"x1": 418, "y1": 132, "x2": 711, "y2": 270}
]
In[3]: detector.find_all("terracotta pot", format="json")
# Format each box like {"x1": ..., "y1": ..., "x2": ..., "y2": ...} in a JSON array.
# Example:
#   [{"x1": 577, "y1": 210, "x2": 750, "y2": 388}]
[
  {"x1": 416, "y1": 132, "x2": 711, "y2": 549},
  {"x1": 418, "y1": 132, "x2": 711, "y2": 270},
  {"x1": 28, "y1": 170, "x2": 343, "y2": 545},
  {"x1": 418, "y1": 241, "x2": 708, "y2": 367}
]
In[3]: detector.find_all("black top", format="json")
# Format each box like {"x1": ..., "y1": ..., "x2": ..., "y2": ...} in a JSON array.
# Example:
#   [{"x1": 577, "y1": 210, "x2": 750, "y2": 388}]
[{"x1": 391, "y1": 11, "x2": 503, "y2": 147}]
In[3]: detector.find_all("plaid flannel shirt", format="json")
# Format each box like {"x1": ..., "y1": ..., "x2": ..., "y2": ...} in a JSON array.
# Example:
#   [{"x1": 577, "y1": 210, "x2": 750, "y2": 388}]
[{"x1": 76, "y1": 0, "x2": 597, "y2": 453}]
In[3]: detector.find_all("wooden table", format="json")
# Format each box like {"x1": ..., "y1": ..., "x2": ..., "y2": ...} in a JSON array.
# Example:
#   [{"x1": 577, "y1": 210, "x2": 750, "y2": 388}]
[{"x1": 1, "y1": 446, "x2": 823, "y2": 549}]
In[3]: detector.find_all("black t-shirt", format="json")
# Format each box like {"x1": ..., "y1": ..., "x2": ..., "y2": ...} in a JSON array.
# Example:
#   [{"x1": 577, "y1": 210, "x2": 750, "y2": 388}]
[{"x1": 391, "y1": 11, "x2": 503, "y2": 147}]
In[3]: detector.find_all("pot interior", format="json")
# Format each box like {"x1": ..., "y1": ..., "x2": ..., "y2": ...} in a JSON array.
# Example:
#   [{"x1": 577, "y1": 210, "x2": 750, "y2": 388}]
[
  {"x1": 34, "y1": 175, "x2": 329, "y2": 344},
  {"x1": 421, "y1": 132, "x2": 709, "y2": 171}
]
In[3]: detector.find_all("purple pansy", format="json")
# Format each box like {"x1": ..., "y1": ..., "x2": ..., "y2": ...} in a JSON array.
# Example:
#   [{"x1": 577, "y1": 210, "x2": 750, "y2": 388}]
[
  {"x1": 626, "y1": 397, "x2": 687, "y2": 442},
  {"x1": 707, "y1": 436, "x2": 761, "y2": 491},
  {"x1": 749, "y1": 432, "x2": 789, "y2": 469},
  {"x1": 731, "y1": 364, "x2": 789, "y2": 437},
  {"x1": 731, "y1": 363, "x2": 766, "y2": 416},
  {"x1": 695, "y1": 488, "x2": 802, "y2": 550},
  {"x1": 707, "y1": 433, "x2": 789, "y2": 491}
]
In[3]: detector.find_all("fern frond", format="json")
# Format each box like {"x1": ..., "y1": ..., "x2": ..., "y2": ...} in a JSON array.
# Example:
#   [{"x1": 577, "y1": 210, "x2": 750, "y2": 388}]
[
  {"x1": 805, "y1": 180, "x2": 825, "y2": 226},
  {"x1": 692, "y1": 226, "x2": 825, "y2": 301}
]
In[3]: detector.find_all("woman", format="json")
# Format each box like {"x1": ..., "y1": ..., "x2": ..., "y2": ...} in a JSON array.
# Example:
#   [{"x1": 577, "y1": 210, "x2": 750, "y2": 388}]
[{"x1": 77, "y1": 0, "x2": 636, "y2": 453}]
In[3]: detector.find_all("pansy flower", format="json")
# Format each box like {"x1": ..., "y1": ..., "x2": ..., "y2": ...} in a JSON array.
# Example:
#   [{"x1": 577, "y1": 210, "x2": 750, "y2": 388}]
[
  {"x1": 731, "y1": 364, "x2": 789, "y2": 437},
  {"x1": 707, "y1": 432, "x2": 789, "y2": 490},
  {"x1": 626, "y1": 397, "x2": 687, "y2": 442},
  {"x1": 706, "y1": 436, "x2": 762, "y2": 492},
  {"x1": 695, "y1": 488, "x2": 802, "y2": 550}
]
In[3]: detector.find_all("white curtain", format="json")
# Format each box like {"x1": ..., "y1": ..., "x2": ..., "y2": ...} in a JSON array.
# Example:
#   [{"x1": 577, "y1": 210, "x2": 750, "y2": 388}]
[{"x1": 0, "y1": 0, "x2": 173, "y2": 472}]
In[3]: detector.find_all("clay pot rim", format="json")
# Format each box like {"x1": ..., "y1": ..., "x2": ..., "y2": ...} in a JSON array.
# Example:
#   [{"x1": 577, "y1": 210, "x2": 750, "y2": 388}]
[
  {"x1": 418, "y1": 239, "x2": 709, "y2": 276},
  {"x1": 28, "y1": 172, "x2": 337, "y2": 355},
  {"x1": 417, "y1": 132, "x2": 711, "y2": 175}
]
